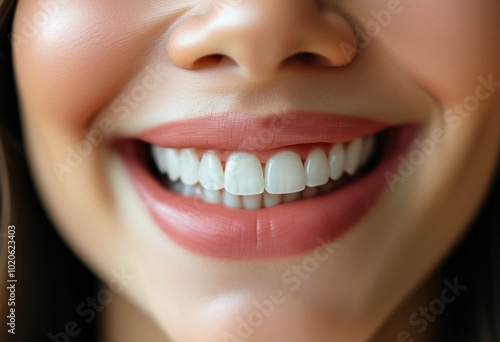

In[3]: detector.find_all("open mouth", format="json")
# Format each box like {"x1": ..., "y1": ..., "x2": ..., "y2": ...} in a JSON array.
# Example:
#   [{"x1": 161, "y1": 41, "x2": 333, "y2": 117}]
[
  {"x1": 113, "y1": 112, "x2": 419, "y2": 260},
  {"x1": 148, "y1": 135, "x2": 377, "y2": 209}
]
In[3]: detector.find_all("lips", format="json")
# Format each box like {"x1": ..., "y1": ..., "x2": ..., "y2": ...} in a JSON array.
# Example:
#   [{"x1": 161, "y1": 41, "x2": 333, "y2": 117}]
[
  {"x1": 137, "y1": 111, "x2": 387, "y2": 149},
  {"x1": 113, "y1": 112, "x2": 418, "y2": 259}
]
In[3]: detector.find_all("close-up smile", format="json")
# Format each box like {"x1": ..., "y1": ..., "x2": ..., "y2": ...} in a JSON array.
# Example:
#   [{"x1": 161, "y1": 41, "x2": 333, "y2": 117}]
[
  {"x1": 113, "y1": 112, "x2": 419, "y2": 259},
  {"x1": 4, "y1": 0, "x2": 500, "y2": 342},
  {"x1": 6, "y1": 0, "x2": 500, "y2": 340}
]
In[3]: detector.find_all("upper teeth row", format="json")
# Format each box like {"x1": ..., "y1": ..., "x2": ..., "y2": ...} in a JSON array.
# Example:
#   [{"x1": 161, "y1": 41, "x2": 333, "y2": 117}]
[{"x1": 151, "y1": 136, "x2": 375, "y2": 196}]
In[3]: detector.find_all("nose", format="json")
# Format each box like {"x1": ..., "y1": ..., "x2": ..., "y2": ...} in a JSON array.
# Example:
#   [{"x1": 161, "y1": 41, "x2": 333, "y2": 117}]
[{"x1": 167, "y1": 0, "x2": 357, "y2": 82}]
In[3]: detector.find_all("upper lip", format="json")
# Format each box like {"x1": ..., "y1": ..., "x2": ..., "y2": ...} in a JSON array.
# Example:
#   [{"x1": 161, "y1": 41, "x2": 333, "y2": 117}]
[{"x1": 135, "y1": 111, "x2": 389, "y2": 150}]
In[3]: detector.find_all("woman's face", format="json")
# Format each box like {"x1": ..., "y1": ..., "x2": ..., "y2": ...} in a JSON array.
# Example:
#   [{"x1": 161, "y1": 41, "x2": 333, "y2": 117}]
[{"x1": 12, "y1": 0, "x2": 500, "y2": 340}]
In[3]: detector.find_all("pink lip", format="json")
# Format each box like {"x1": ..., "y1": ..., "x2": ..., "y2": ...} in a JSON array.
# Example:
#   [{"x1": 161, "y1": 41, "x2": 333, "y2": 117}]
[
  {"x1": 115, "y1": 112, "x2": 418, "y2": 260},
  {"x1": 138, "y1": 111, "x2": 387, "y2": 150}
]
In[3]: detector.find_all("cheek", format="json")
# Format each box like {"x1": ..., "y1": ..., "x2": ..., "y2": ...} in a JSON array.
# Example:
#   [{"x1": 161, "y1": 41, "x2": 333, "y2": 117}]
[
  {"x1": 356, "y1": 0, "x2": 500, "y2": 104},
  {"x1": 12, "y1": 0, "x2": 163, "y2": 130}
]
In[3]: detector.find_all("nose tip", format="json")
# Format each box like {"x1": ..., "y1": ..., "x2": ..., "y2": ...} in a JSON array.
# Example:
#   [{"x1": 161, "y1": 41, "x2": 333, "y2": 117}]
[{"x1": 167, "y1": 0, "x2": 357, "y2": 82}]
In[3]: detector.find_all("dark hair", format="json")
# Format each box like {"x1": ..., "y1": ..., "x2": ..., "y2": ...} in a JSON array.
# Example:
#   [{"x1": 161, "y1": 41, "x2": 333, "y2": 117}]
[
  {"x1": 0, "y1": 1, "x2": 99, "y2": 341},
  {"x1": 438, "y1": 166, "x2": 500, "y2": 340},
  {"x1": 0, "y1": 1, "x2": 498, "y2": 341}
]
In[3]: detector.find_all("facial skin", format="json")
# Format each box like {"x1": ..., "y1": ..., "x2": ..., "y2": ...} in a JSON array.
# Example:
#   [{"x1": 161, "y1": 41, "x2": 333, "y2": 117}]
[{"x1": 12, "y1": 0, "x2": 500, "y2": 341}]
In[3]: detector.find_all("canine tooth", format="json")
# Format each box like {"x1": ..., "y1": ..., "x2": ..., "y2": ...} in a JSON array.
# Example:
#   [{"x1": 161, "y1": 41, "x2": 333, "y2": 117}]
[
  {"x1": 345, "y1": 138, "x2": 363, "y2": 175},
  {"x1": 242, "y1": 194, "x2": 263, "y2": 210},
  {"x1": 328, "y1": 143, "x2": 345, "y2": 180},
  {"x1": 302, "y1": 186, "x2": 319, "y2": 199},
  {"x1": 202, "y1": 189, "x2": 222, "y2": 204},
  {"x1": 193, "y1": 185, "x2": 203, "y2": 198},
  {"x1": 265, "y1": 151, "x2": 306, "y2": 194},
  {"x1": 282, "y1": 192, "x2": 301, "y2": 203},
  {"x1": 165, "y1": 149, "x2": 181, "y2": 181},
  {"x1": 263, "y1": 192, "x2": 281, "y2": 208},
  {"x1": 224, "y1": 153, "x2": 264, "y2": 196},
  {"x1": 179, "y1": 148, "x2": 200, "y2": 185},
  {"x1": 222, "y1": 191, "x2": 242, "y2": 209},
  {"x1": 151, "y1": 145, "x2": 168, "y2": 174},
  {"x1": 199, "y1": 152, "x2": 224, "y2": 191},
  {"x1": 360, "y1": 135, "x2": 375, "y2": 166},
  {"x1": 304, "y1": 148, "x2": 329, "y2": 187}
]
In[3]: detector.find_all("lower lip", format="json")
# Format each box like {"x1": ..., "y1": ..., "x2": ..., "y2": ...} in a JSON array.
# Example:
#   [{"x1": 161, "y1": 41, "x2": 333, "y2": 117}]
[{"x1": 115, "y1": 126, "x2": 419, "y2": 260}]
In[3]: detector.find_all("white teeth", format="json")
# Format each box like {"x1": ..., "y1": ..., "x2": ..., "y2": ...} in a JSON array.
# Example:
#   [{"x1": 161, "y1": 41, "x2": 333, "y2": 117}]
[
  {"x1": 151, "y1": 145, "x2": 168, "y2": 174},
  {"x1": 150, "y1": 133, "x2": 378, "y2": 209},
  {"x1": 242, "y1": 194, "x2": 263, "y2": 210},
  {"x1": 304, "y1": 148, "x2": 330, "y2": 187},
  {"x1": 179, "y1": 148, "x2": 200, "y2": 185},
  {"x1": 222, "y1": 191, "x2": 242, "y2": 209},
  {"x1": 202, "y1": 189, "x2": 222, "y2": 204},
  {"x1": 328, "y1": 143, "x2": 345, "y2": 181},
  {"x1": 263, "y1": 192, "x2": 281, "y2": 208},
  {"x1": 224, "y1": 153, "x2": 264, "y2": 196},
  {"x1": 198, "y1": 152, "x2": 224, "y2": 191},
  {"x1": 265, "y1": 151, "x2": 306, "y2": 194},
  {"x1": 282, "y1": 192, "x2": 301, "y2": 203},
  {"x1": 360, "y1": 135, "x2": 375, "y2": 166},
  {"x1": 165, "y1": 148, "x2": 181, "y2": 182},
  {"x1": 345, "y1": 138, "x2": 363, "y2": 175}
]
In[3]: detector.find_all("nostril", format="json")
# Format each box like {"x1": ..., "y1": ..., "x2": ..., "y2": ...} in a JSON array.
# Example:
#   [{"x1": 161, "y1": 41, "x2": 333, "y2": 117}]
[
  {"x1": 192, "y1": 54, "x2": 226, "y2": 69},
  {"x1": 167, "y1": 3, "x2": 357, "y2": 74},
  {"x1": 285, "y1": 52, "x2": 334, "y2": 68}
]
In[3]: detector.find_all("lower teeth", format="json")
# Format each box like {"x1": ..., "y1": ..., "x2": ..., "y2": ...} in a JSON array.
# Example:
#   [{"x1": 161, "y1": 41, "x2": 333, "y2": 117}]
[{"x1": 161, "y1": 176, "x2": 351, "y2": 210}]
